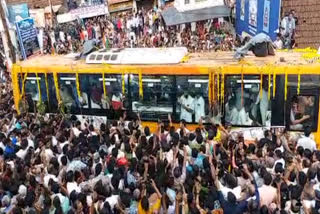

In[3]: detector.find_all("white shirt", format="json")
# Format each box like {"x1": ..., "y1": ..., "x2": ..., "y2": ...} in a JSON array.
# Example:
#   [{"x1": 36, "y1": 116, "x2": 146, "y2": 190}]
[
  {"x1": 67, "y1": 182, "x2": 81, "y2": 194},
  {"x1": 44, "y1": 174, "x2": 58, "y2": 188},
  {"x1": 297, "y1": 136, "x2": 317, "y2": 152},
  {"x1": 72, "y1": 127, "x2": 82, "y2": 137},
  {"x1": 59, "y1": 31, "x2": 65, "y2": 42},
  {"x1": 16, "y1": 149, "x2": 28, "y2": 159},
  {"x1": 219, "y1": 181, "x2": 242, "y2": 200},
  {"x1": 194, "y1": 96, "x2": 205, "y2": 123},
  {"x1": 179, "y1": 95, "x2": 194, "y2": 123},
  {"x1": 105, "y1": 195, "x2": 119, "y2": 209}
]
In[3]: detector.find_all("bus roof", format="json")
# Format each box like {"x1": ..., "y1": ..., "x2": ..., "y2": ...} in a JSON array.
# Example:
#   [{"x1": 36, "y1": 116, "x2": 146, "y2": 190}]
[{"x1": 14, "y1": 51, "x2": 319, "y2": 75}]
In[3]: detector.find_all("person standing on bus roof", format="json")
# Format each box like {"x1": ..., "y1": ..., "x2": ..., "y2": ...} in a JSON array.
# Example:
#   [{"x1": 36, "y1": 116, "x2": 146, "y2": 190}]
[
  {"x1": 194, "y1": 93, "x2": 205, "y2": 123},
  {"x1": 179, "y1": 91, "x2": 194, "y2": 123}
]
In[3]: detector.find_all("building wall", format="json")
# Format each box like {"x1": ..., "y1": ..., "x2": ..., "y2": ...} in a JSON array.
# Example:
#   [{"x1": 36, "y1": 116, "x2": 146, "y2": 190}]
[
  {"x1": 282, "y1": 0, "x2": 320, "y2": 49},
  {"x1": 6, "y1": 0, "x2": 63, "y2": 9}
]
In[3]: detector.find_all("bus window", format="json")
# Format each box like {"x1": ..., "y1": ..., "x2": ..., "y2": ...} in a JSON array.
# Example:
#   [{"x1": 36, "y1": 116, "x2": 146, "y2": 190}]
[
  {"x1": 47, "y1": 74, "x2": 58, "y2": 113},
  {"x1": 131, "y1": 75, "x2": 174, "y2": 121},
  {"x1": 58, "y1": 74, "x2": 80, "y2": 114},
  {"x1": 225, "y1": 75, "x2": 272, "y2": 127},
  {"x1": 176, "y1": 76, "x2": 209, "y2": 123},
  {"x1": 23, "y1": 74, "x2": 49, "y2": 113},
  {"x1": 84, "y1": 74, "x2": 108, "y2": 110}
]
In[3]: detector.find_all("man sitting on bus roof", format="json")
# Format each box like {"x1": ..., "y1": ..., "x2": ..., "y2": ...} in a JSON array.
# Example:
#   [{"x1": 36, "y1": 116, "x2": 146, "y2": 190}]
[{"x1": 234, "y1": 33, "x2": 275, "y2": 60}]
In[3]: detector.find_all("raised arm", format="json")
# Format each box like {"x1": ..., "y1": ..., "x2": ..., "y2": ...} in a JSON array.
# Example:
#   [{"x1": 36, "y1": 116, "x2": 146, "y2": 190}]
[{"x1": 151, "y1": 179, "x2": 162, "y2": 199}]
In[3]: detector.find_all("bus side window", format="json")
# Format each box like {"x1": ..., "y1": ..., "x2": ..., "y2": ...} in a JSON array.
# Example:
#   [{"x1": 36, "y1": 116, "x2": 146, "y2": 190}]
[
  {"x1": 131, "y1": 75, "x2": 174, "y2": 121},
  {"x1": 224, "y1": 75, "x2": 272, "y2": 127},
  {"x1": 22, "y1": 74, "x2": 50, "y2": 113},
  {"x1": 176, "y1": 76, "x2": 209, "y2": 123}
]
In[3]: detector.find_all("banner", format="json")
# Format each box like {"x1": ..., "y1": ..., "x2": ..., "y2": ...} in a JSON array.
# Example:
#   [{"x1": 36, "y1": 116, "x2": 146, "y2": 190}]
[
  {"x1": 263, "y1": 0, "x2": 270, "y2": 33},
  {"x1": 7, "y1": 3, "x2": 29, "y2": 24},
  {"x1": 109, "y1": 1, "x2": 133, "y2": 13},
  {"x1": 235, "y1": 0, "x2": 280, "y2": 40},
  {"x1": 16, "y1": 18, "x2": 40, "y2": 59},
  {"x1": 240, "y1": 0, "x2": 245, "y2": 21},
  {"x1": 248, "y1": 0, "x2": 257, "y2": 27},
  {"x1": 174, "y1": 0, "x2": 225, "y2": 12},
  {"x1": 57, "y1": 4, "x2": 108, "y2": 23}
]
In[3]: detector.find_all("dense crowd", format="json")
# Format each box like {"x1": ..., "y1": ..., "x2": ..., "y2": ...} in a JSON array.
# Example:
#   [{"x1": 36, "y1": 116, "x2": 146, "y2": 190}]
[
  {"x1": 1, "y1": 66, "x2": 320, "y2": 214},
  {"x1": 41, "y1": 8, "x2": 236, "y2": 55}
]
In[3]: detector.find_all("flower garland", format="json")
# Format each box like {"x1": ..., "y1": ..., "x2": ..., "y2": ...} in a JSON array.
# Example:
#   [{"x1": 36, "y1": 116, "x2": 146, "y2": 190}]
[
  {"x1": 76, "y1": 73, "x2": 81, "y2": 100},
  {"x1": 45, "y1": 73, "x2": 50, "y2": 104},
  {"x1": 268, "y1": 67, "x2": 271, "y2": 101},
  {"x1": 273, "y1": 70, "x2": 276, "y2": 99},
  {"x1": 208, "y1": 71, "x2": 212, "y2": 107},
  {"x1": 221, "y1": 73, "x2": 225, "y2": 113},
  {"x1": 36, "y1": 72, "x2": 42, "y2": 102},
  {"x1": 241, "y1": 66, "x2": 244, "y2": 107},
  {"x1": 20, "y1": 72, "x2": 28, "y2": 99},
  {"x1": 102, "y1": 72, "x2": 107, "y2": 98},
  {"x1": 260, "y1": 71, "x2": 263, "y2": 99},
  {"x1": 212, "y1": 71, "x2": 215, "y2": 103},
  {"x1": 138, "y1": 70, "x2": 143, "y2": 99},
  {"x1": 217, "y1": 70, "x2": 220, "y2": 102},
  {"x1": 284, "y1": 68, "x2": 288, "y2": 101},
  {"x1": 122, "y1": 72, "x2": 126, "y2": 95},
  {"x1": 297, "y1": 68, "x2": 301, "y2": 95}
]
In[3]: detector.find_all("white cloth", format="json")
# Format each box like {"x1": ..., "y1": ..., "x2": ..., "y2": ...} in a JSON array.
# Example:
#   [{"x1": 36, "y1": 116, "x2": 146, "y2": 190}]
[
  {"x1": 179, "y1": 95, "x2": 194, "y2": 123},
  {"x1": 297, "y1": 136, "x2": 317, "y2": 152},
  {"x1": 67, "y1": 182, "x2": 81, "y2": 194},
  {"x1": 105, "y1": 195, "x2": 119, "y2": 209},
  {"x1": 194, "y1": 96, "x2": 205, "y2": 123},
  {"x1": 219, "y1": 181, "x2": 242, "y2": 200}
]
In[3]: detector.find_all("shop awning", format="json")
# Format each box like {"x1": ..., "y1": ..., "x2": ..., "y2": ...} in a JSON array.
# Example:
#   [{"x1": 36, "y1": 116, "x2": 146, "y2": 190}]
[
  {"x1": 108, "y1": 0, "x2": 130, "y2": 4},
  {"x1": 161, "y1": 5, "x2": 230, "y2": 26}
]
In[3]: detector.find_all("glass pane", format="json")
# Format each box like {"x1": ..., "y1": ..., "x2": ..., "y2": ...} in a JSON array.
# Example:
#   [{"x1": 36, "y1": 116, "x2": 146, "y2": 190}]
[
  {"x1": 176, "y1": 76, "x2": 209, "y2": 123},
  {"x1": 288, "y1": 95, "x2": 317, "y2": 131},
  {"x1": 131, "y1": 75, "x2": 174, "y2": 120},
  {"x1": 24, "y1": 74, "x2": 40, "y2": 112},
  {"x1": 225, "y1": 75, "x2": 272, "y2": 126},
  {"x1": 47, "y1": 74, "x2": 59, "y2": 113},
  {"x1": 58, "y1": 74, "x2": 80, "y2": 114}
]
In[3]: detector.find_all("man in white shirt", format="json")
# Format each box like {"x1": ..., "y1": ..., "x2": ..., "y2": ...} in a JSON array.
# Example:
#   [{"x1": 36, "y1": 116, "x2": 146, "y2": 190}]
[
  {"x1": 194, "y1": 94, "x2": 205, "y2": 123},
  {"x1": 179, "y1": 92, "x2": 194, "y2": 123},
  {"x1": 297, "y1": 126, "x2": 317, "y2": 152}
]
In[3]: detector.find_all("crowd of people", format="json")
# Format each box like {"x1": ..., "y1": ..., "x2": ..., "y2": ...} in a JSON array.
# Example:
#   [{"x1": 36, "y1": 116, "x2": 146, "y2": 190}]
[
  {"x1": 1, "y1": 63, "x2": 320, "y2": 214},
  {"x1": 41, "y1": 8, "x2": 237, "y2": 55},
  {"x1": 273, "y1": 10, "x2": 298, "y2": 50}
]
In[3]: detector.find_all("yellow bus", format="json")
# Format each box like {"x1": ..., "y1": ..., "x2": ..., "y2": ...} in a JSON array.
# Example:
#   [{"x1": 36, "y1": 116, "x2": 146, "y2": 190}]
[{"x1": 11, "y1": 49, "x2": 320, "y2": 145}]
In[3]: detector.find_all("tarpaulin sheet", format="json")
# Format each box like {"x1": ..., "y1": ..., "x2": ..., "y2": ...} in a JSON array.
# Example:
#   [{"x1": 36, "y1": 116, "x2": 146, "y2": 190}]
[{"x1": 161, "y1": 5, "x2": 230, "y2": 26}]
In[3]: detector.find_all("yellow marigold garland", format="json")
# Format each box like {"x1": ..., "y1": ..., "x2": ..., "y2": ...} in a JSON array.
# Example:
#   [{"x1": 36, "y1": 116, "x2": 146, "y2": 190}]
[
  {"x1": 76, "y1": 73, "x2": 81, "y2": 100},
  {"x1": 138, "y1": 71, "x2": 143, "y2": 99}
]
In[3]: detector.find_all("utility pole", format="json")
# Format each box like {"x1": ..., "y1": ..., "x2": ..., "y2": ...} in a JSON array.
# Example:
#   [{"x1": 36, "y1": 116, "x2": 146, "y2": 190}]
[{"x1": 0, "y1": 0, "x2": 16, "y2": 65}]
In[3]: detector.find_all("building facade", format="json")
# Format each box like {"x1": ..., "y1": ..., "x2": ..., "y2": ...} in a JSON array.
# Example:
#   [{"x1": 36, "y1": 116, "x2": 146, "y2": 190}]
[{"x1": 6, "y1": 0, "x2": 63, "y2": 9}]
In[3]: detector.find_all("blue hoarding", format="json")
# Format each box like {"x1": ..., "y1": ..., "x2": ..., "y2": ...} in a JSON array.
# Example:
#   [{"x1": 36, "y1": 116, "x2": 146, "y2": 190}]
[
  {"x1": 7, "y1": 3, "x2": 29, "y2": 24},
  {"x1": 235, "y1": 0, "x2": 280, "y2": 41},
  {"x1": 16, "y1": 18, "x2": 40, "y2": 60}
]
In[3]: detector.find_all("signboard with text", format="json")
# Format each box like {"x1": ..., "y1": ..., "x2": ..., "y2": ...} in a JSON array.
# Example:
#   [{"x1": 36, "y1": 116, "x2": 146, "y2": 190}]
[
  {"x1": 16, "y1": 18, "x2": 40, "y2": 60},
  {"x1": 57, "y1": 4, "x2": 108, "y2": 23},
  {"x1": 235, "y1": 0, "x2": 280, "y2": 40}
]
